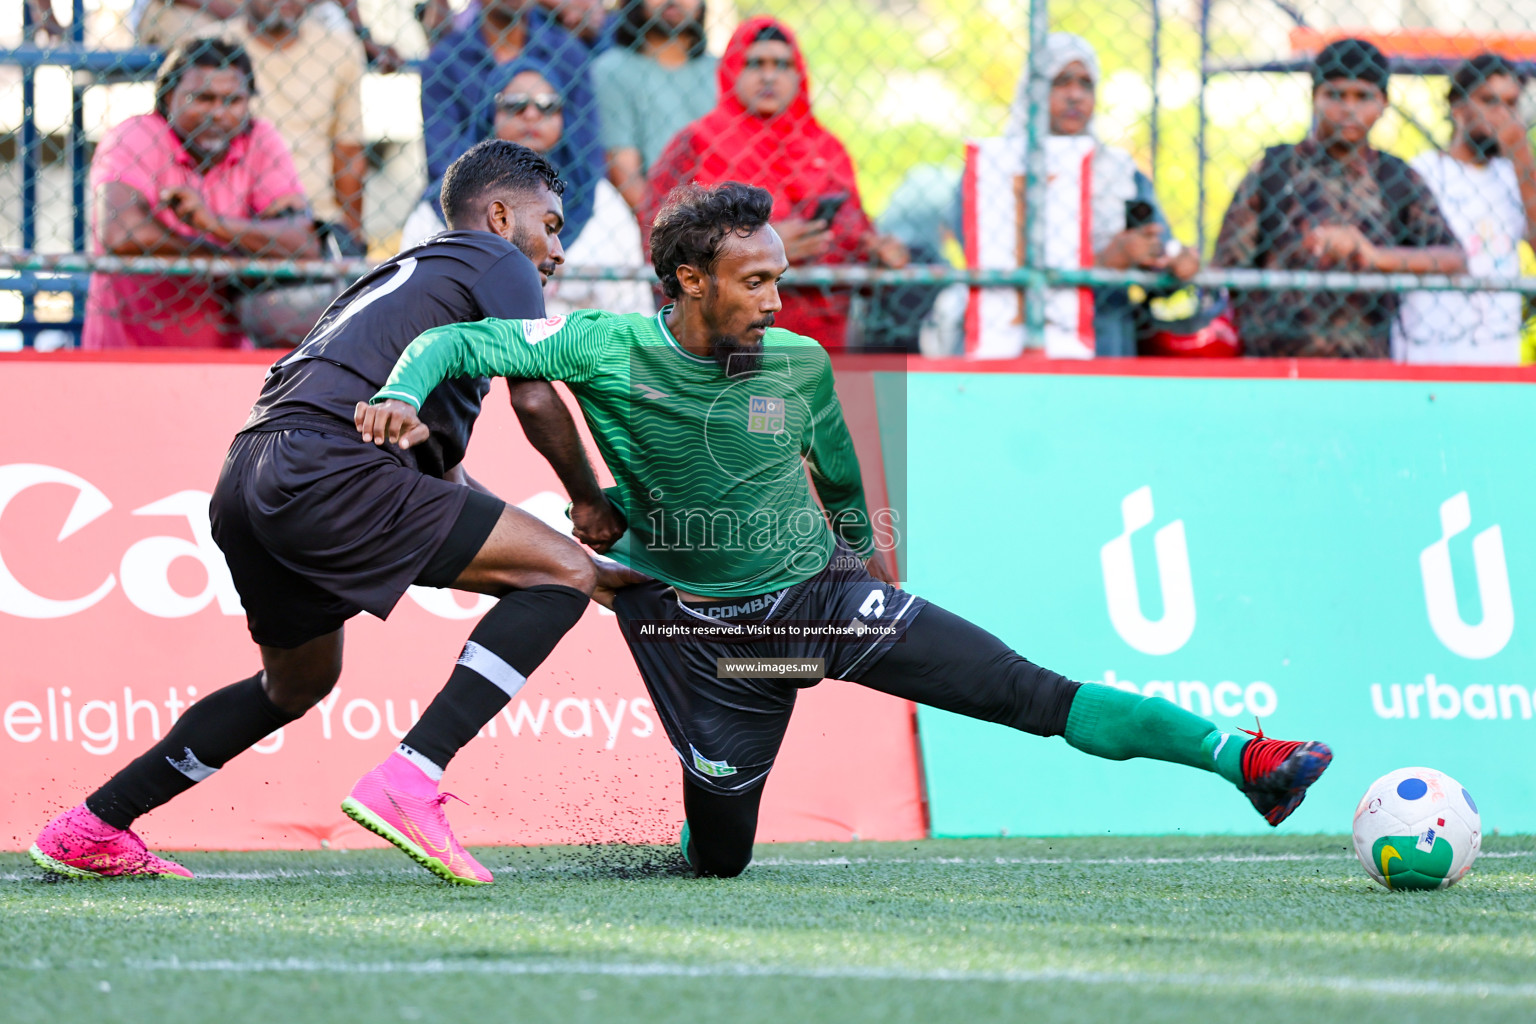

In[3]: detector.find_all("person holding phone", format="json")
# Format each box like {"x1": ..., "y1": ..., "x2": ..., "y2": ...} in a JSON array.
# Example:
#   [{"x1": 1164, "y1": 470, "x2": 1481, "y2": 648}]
[
  {"x1": 1110, "y1": 198, "x2": 1196, "y2": 279},
  {"x1": 1028, "y1": 38, "x2": 1200, "y2": 282},
  {"x1": 998, "y1": 34, "x2": 1199, "y2": 356},
  {"x1": 644, "y1": 16, "x2": 909, "y2": 347},
  {"x1": 1392, "y1": 54, "x2": 1536, "y2": 365}
]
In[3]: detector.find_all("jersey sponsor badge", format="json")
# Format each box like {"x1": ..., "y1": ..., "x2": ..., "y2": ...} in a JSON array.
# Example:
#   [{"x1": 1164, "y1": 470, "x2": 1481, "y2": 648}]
[
  {"x1": 747, "y1": 395, "x2": 786, "y2": 434},
  {"x1": 690, "y1": 744, "x2": 739, "y2": 778},
  {"x1": 521, "y1": 316, "x2": 566, "y2": 344}
]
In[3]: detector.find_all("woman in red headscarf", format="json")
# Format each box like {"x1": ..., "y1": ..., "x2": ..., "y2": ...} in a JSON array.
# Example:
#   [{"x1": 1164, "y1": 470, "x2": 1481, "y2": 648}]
[{"x1": 644, "y1": 15, "x2": 908, "y2": 346}]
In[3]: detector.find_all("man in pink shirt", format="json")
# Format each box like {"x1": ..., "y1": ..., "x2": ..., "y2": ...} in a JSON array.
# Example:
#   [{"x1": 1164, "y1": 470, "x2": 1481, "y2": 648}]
[{"x1": 84, "y1": 38, "x2": 318, "y2": 349}]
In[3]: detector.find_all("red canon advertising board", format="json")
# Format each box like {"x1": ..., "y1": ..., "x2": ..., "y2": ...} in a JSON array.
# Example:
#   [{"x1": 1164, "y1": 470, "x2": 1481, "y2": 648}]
[{"x1": 0, "y1": 356, "x2": 925, "y2": 851}]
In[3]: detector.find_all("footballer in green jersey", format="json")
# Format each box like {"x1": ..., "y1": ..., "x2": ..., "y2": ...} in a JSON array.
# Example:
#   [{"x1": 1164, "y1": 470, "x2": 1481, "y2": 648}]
[
  {"x1": 375, "y1": 304, "x2": 874, "y2": 598},
  {"x1": 359, "y1": 182, "x2": 1334, "y2": 878}
]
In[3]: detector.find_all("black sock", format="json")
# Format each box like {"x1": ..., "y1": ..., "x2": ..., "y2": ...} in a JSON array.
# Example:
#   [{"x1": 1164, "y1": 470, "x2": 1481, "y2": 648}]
[
  {"x1": 401, "y1": 584, "x2": 589, "y2": 773},
  {"x1": 85, "y1": 673, "x2": 298, "y2": 830},
  {"x1": 682, "y1": 774, "x2": 764, "y2": 878}
]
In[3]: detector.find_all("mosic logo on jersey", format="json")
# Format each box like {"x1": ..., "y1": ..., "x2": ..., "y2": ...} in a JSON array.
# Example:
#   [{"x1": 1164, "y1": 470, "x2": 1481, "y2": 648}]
[
  {"x1": 1099, "y1": 486, "x2": 1196, "y2": 655},
  {"x1": 522, "y1": 316, "x2": 566, "y2": 344},
  {"x1": 1420, "y1": 491, "x2": 1513, "y2": 660},
  {"x1": 747, "y1": 395, "x2": 786, "y2": 434}
]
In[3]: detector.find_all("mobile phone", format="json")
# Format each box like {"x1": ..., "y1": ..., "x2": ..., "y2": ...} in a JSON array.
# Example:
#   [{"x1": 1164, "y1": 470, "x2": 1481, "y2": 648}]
[
  {"x1": 812, "y1": 192, "x2": 849, "y2": 226},
  {"x1": 1125, "y1": 199, "x2": 1156, "y2": 230}
]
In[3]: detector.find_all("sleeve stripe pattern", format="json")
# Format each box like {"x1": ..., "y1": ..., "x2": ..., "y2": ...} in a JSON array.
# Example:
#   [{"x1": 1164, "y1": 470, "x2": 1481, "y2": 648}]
[{"x1": 372, "y1": 312, "x2": 612, "y2": 409}]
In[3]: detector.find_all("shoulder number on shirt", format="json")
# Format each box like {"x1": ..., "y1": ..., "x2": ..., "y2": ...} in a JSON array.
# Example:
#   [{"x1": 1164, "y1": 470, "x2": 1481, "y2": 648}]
[{"x1": 300, "y1": 257, "x2": 419, "y2": 352}]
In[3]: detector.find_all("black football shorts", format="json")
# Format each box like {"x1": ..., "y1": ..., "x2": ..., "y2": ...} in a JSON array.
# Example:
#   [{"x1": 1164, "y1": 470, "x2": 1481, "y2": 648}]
[
  {"x1": 612, "y1": 544, "x2": 927, "y2": 794},
  {"x1": 209, "y1": 427, "x2": 502, "y2": 648}
]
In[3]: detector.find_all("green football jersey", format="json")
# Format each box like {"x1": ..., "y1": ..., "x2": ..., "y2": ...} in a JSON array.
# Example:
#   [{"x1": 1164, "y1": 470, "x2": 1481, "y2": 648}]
[{"x1": 375, "y1": 307, "x2": 874, "y2": 597}]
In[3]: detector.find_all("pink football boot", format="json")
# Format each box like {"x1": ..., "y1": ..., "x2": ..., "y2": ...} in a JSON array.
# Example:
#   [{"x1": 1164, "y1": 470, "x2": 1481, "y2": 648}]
[
  {"x1": 29, "y1": 804, "x2": 193, "y2": 879},
  {"x1": 341, "y1": 753, "x2": 493, "y2": 885}
]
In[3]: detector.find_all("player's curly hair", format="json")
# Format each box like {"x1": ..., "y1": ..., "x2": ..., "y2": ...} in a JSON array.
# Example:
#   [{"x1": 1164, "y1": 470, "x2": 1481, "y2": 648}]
[
  {"x1": 649, "y1": 182, "x2": 775, "y2": 299},
  {"x1": 440, "y1": 140, "x2": 565, "y2": 229},
  {"x1": 154, "y1": 37, "x2": 257, "y2": 120}
]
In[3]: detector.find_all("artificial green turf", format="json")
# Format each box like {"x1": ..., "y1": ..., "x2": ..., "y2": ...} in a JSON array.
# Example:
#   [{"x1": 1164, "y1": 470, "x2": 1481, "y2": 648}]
[{"x1": 4, "y1": 834, "x2": 1536, "y2": 1024}]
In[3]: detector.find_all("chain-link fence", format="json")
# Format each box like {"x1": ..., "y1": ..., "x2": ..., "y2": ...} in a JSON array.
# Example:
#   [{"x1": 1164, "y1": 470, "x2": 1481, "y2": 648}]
[{"x1": 5, "y1": 0, "x2": 1536, "y2": 360}]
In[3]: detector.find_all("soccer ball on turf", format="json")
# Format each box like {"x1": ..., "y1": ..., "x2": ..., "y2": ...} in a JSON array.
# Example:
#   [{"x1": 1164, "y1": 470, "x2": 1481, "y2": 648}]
[{"x1": 1352, "y1": 767, "x2": 1480, "y2": 890}]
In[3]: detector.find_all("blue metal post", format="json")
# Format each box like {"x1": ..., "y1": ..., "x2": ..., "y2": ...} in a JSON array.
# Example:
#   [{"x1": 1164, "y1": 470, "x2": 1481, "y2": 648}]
[
  {"x1": 20, "y1": 2, "x2": 39, "y2": 345},
  {"x1": 71, "y1": 0, "x2": 87, "y2": 254},
  {"x1": 1195, "y1": 0, "x2": 1211, "y2": 253},
  {"x1": 1024, "y1": 0, "x2": 1049, "y2": 349},
  {"x1": 1150, "y1": 0, "x2": 1160, "y2": 181}
]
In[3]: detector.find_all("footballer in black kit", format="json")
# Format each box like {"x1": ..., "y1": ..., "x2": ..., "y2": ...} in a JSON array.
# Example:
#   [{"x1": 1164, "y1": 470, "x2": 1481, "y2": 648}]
[
  {"x1": 221, "y1": 229, "x2": 548, "y2": 641},
  {"x1": 29, "y1": 141, "x2": 638, "y2": 887}
]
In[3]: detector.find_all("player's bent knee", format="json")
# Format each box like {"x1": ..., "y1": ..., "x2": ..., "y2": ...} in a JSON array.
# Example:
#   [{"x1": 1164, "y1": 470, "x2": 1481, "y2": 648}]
[
  {"x1": 261, "y1": 672, "x2": 338, "y2": 716},
  {"x1": 258, "y1": 631, "x2": 343, "y2": 716},
  {"x1": 548, "y1": 546, "x2": 598, "y2": 595},
  {"x1": 475, "y1": 538, "x2": 597, "y2": 596}
]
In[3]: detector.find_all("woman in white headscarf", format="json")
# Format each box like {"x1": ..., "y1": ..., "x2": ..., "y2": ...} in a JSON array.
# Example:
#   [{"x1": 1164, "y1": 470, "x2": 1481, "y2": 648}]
[{"x1": 1009, "y1": 33, "x2": 1199, "y2": 355}]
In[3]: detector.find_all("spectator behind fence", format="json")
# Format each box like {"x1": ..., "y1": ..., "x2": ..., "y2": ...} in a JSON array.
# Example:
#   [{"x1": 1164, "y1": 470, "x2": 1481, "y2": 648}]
[
  {"x1": 593, "y1": 0, "x2": 718, "y2": 212},
  {"x1": 83, "y1": 39, "x2": 318, "y2": 350},
  {"x1": 400, "y1": 60, "x2": 654, "y2": 316},
  {"x1": 536, "y1": 0, "x2": 613, "y2": 50},
  {"x1": 968, "y1": 33, "x2": 1200, "y2": 359},
  {"x1": 1394, "y1": 55, "x2": 1536, "y2": 365},
  {"x1": 879, "y1": 164, "x2": 965, "y2": 354},
  {"x1": 420, "y1": 0, "x2": 603, "y2": 242},
  {"x1": 645, "y1": 16, "x2": 908, "y2": 347},
  {"x1": 419, "y1": 0, "x2": 612, "y2": 49},
  {"x1": 132, "y1": 0, "x2": 402, "y2": 71},
  {"x1": 23, "y1": 0, "x2": 65, "y2": 40},
  {"x1": 1212, "y1": 38, "x2": 1466, "y2": 358},
  {"x1": 224, "y1": 0, "x2": 367, "y2": 243}
]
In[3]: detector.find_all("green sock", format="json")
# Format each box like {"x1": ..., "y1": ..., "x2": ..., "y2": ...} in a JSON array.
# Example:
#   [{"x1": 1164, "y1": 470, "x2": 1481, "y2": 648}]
[
  {"x1": 1206, "y1": 729, "x2": 1247, "y2": 786},
  {"x1": 1064, "y1": 684, "x2": 1246, "y2": 785}
]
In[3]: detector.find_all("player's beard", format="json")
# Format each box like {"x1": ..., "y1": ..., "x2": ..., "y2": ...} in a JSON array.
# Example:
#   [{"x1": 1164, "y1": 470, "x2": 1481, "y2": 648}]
[
  {"x1": 1468, "y1": 130, "x2": 1502, "y2": 163},
  {"x1": 511, "y1": 222, "x2": 558, "y2": 280},
  {"x1": 709, "y1": 316, "x2": 773, "y2": 377}
]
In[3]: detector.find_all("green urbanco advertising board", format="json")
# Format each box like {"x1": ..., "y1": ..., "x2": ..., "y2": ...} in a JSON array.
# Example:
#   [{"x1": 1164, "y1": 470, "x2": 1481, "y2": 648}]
[{"x1": 890, "y1": 372, "x2": 1536, "y2": 836}]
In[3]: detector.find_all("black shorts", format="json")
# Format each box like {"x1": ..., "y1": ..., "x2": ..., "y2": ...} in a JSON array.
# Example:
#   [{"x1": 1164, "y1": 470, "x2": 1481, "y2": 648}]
[
  {"x1": 209, "y1": 428, "x2": 504, "y2": 649},
  {"x1": 612, "y1": 545, "x2": 927, "y2": 794}
]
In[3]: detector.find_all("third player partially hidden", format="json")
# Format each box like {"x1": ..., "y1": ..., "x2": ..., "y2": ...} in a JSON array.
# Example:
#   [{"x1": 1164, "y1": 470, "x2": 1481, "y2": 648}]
[{"x1": 358, "y1": 181, "x2": 1333, "y2": 878}]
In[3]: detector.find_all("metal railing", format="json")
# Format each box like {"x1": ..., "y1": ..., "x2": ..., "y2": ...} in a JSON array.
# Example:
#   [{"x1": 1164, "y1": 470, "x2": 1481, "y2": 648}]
[{"x1": 12, "y1": 249, "x2": 1536, "y2": 295}]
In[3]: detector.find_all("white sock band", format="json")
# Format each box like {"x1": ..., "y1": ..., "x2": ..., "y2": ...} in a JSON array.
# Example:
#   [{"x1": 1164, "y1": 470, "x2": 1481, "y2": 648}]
[
  {"x1": 166, "y1": 747, "x2": 218, "y2": 782},
  {"x1": 456, "y1": 640, "x2": 527, "y2": 699},
  {"x1": 395, "y1": 743, "x2": 445, "y2": 782}
]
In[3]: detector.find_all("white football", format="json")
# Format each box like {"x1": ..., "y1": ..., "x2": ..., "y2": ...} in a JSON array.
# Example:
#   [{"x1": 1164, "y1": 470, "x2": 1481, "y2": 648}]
[{"x1": 1352, "y1": 767, "x2": 1480, "y2": 890}]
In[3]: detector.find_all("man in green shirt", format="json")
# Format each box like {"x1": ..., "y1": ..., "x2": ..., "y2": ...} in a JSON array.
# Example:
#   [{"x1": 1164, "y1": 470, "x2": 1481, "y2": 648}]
[
  {"x1": 359, "y1": 182, "x2": 1334, "y2": 878},
  {"x1": 592, "y1": 0, "x2": 718, "y2": 211}
]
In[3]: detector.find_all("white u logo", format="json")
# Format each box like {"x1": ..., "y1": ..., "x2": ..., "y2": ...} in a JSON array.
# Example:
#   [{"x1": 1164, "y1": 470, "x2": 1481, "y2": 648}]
[
  {"x1": 1420, "y1": 492, "x2": 1513, "y2": 660},
  {"x1": 1100, "y1": 486, "x2": 1196, "y2": 655}
]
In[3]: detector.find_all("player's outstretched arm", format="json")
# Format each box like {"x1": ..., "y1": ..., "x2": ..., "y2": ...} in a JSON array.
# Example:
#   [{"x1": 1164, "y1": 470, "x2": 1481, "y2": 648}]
[
  {"x1": 355, "y1": 399, "x2": 431, "y2": 449},
  {"x1": 372, "y1": 313, "x2": 612, "y2": 411}
]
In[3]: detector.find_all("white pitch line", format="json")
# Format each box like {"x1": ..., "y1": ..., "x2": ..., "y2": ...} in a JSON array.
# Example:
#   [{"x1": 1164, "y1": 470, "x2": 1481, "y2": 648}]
[
  {"x1": 0, "y1": 868, "x2": 427, "y2": 883},
  {"x1": 1, "y1": 850, "x2": 1532, "y2": 883},
  {"x1": 4, "y1": 956, "x2": 1534, "y2": 1000},
  {"x1": 751, "y1": 850, "x2": 1536, "y2": 868}
]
